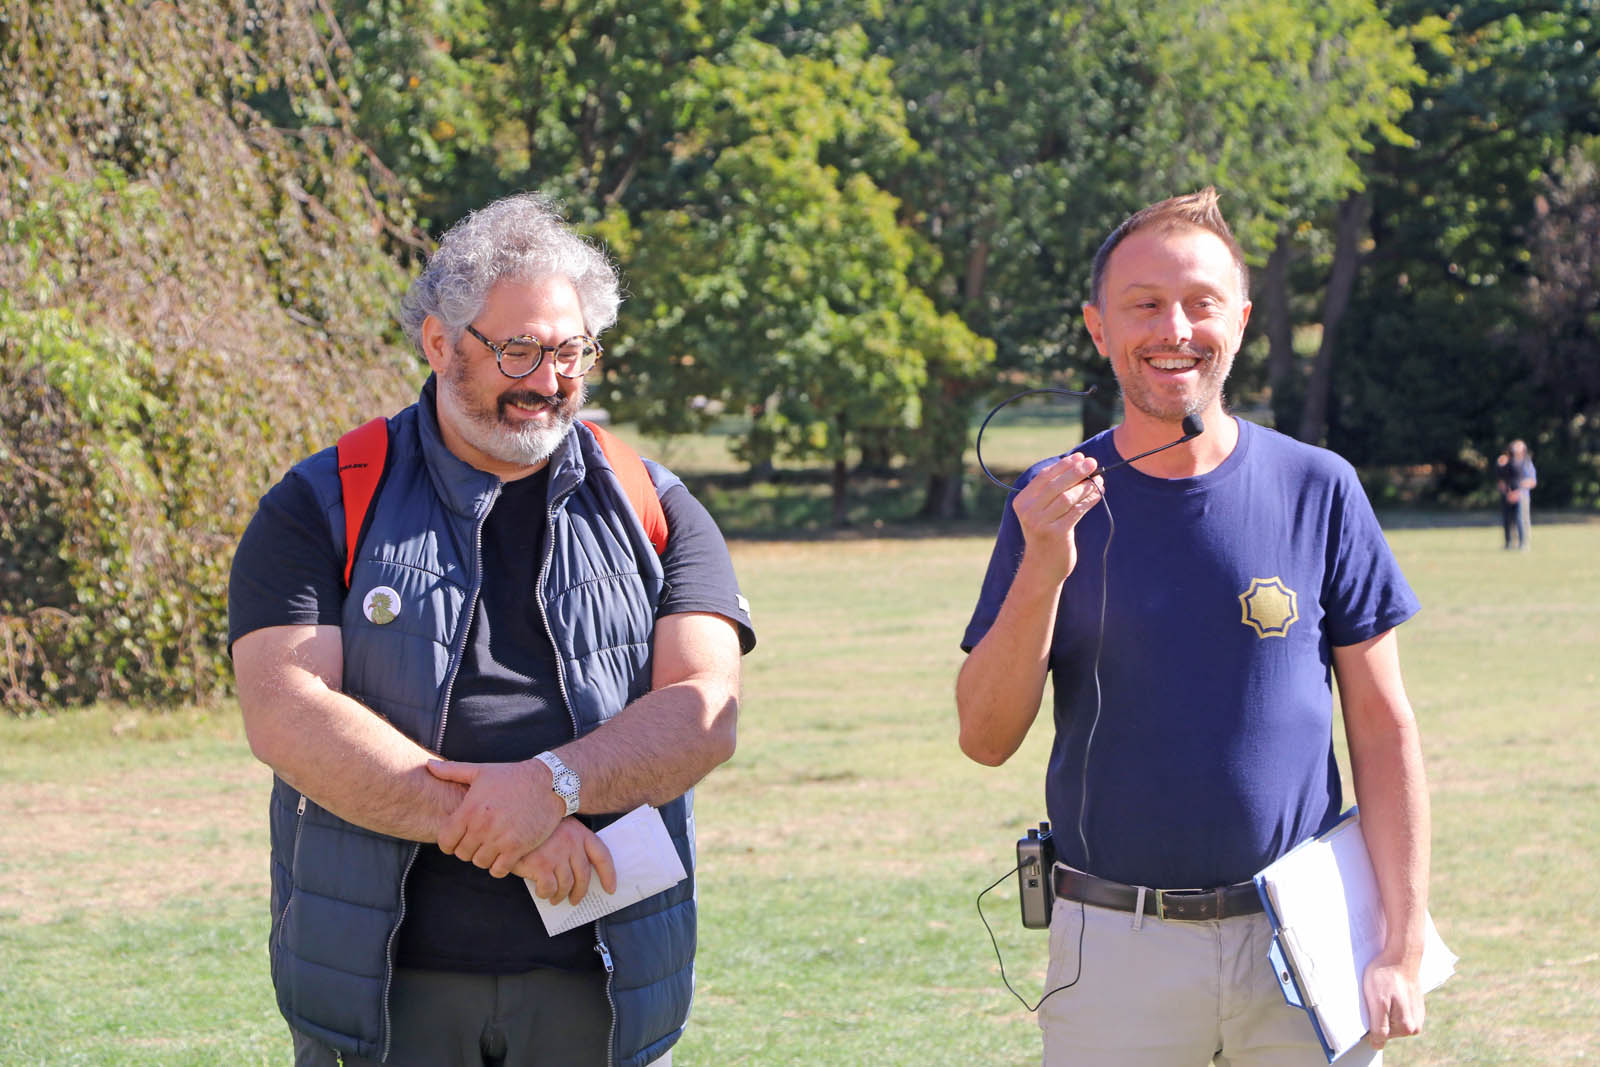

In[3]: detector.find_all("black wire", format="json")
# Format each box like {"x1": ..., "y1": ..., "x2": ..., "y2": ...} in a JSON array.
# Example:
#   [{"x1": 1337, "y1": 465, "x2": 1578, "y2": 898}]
[
  {"x1": 973, "y1": 383, "x2": 1116, "y2": 1011},
  {"x1": 1078, "y1": 488, "x2": 1114, "y2": 870},
  {"x1": 977, "y1": 866, "x2": 1086, "y2": 1013},
  {"x1": 975, "y1": 386, "x2": 1096, "y2": 492}
]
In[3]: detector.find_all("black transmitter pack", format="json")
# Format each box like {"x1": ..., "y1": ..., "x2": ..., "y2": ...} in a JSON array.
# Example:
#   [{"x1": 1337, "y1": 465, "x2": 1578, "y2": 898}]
[{"x1": 1016, "y1": 821, "x2": 1055, "y2": 929}]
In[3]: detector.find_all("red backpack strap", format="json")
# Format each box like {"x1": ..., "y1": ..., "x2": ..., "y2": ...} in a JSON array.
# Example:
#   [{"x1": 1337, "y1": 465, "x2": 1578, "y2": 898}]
[
  {"x1": 336, "y1": 417, "x2": 390, "y2": 587},
  {"x1": 582, "y1": 420, "x2": 667, "y2": 554}
]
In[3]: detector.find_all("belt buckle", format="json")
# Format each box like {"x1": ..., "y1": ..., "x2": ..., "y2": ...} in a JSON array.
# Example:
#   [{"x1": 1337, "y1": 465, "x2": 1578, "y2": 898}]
[{"x1": 1153, "y1": 887, "x2": 1208, "y2": 921}]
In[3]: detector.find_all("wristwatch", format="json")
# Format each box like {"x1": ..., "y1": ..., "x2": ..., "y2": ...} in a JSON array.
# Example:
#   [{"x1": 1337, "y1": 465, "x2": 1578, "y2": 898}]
[{"x1": 533, "y1": 750, "x2": 581, "y2": 817}]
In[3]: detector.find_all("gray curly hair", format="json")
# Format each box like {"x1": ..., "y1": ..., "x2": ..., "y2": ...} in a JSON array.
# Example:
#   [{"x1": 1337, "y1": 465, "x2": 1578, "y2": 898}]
[{"x1": 398, "y1": 193, "x2": 621, "y2": 352}]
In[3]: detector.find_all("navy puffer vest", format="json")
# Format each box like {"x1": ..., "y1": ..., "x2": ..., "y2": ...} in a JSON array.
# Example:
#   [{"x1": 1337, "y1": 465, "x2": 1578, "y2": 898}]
[{"x1": 267, "y1": 380, "x2": 694, "y2": 1066}]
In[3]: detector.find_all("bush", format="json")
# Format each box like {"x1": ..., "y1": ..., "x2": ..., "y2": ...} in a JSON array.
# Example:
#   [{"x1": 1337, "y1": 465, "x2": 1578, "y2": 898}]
[{"x1": 0, "y1": 1, "x2": 422, "y2": 708}]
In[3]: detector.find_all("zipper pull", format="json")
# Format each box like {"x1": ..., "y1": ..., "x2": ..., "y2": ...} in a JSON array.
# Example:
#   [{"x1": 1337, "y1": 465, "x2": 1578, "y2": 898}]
[
  {"x1": 595, "y1": 938, "x2": 614, "y2": 975},
  {"x1": 296, "y1": 794, "x2": 307, "y2": 815}
]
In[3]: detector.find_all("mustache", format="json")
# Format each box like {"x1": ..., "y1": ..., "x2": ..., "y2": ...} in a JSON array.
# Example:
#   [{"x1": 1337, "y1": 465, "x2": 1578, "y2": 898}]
[
  {"x1": 1134, "y1": 341, "x2": 1213, "y2": 360},
  {"x1": 498, "y1": 387, "x2": 566, "y2": 413}
]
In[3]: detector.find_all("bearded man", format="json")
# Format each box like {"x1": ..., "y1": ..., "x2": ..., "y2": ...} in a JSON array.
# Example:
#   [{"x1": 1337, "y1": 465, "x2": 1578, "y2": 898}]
[{"x1": 229, "y1": 193, "x2": 754, "y2": 1067}]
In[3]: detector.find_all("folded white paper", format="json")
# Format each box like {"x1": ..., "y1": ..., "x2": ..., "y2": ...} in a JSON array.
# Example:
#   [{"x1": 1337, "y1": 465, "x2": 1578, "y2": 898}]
[{"x1": 530, "y1": 805, "x2": 688, "y2": 936}]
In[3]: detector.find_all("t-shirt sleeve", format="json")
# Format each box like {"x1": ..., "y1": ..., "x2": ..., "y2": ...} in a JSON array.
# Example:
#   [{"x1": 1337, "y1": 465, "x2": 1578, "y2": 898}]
[
  {"x1": 960, "y1": 470, "x2": 1040, "y2": 653},
  {"x1": 227, "y1": 470, "x2": 346, "y2": 653},
  {"x1": 657, "y1": 483, "x2": 756, "y2": 654},
  {"x1": 1321, "y1": 465, "x2": 1421, "y2": 647}
]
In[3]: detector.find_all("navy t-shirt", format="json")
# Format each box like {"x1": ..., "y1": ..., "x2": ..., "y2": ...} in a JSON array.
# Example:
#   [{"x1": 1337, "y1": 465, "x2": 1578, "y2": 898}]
[
  {"x1": 230, "y1": 446, "x2": 755, "y2": 973},
  {"x1": 961, "y1": 418, "x2": 1419, "y2": 889}
]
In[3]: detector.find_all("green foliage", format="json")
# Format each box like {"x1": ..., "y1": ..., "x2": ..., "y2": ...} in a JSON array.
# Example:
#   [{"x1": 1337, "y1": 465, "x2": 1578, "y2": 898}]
[
  {"x1": 0, "y1": 0, "x2": 420, "y2": 709},
  {"x1": 868, "y1": 0, "x2": 1423, "y2": 372},
  {"x1": 1325, "y1": 0, "x2": 1600, "y2": 503},
  {"x1": 591, "y1": 33, "x2": 993, "y2": 504}
]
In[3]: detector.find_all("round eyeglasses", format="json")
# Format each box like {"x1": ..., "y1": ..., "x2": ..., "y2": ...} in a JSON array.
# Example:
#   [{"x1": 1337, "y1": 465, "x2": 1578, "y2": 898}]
[{"x1": 465, "y1": 324, "x2": 602, "y2": 379}]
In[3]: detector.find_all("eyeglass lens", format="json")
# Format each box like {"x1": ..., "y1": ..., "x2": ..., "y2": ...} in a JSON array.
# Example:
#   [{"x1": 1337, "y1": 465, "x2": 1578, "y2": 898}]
[{"x1": 501, "y1": 337, "x2": 598, "y2": 377}]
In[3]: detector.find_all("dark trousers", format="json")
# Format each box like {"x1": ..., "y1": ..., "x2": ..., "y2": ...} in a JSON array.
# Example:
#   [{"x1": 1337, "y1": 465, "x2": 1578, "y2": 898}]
[{"x1": 290, "y1": 965, "x2": 614, "y2": 1067}]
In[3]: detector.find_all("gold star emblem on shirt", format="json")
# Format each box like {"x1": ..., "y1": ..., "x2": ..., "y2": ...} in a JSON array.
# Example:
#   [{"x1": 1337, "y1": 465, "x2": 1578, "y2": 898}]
[{"x1": 1239, "y1": 577, "x2": 1299, "y2": 638}]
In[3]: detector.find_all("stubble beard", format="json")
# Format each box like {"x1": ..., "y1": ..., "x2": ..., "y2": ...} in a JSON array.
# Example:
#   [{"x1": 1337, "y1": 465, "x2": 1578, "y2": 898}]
[
  {"x1": 441, "y1": 354, "x2": 586, "y2": 468},
  {"x1": 1116, "y1": 341, "x2": 1234, "y2": 422}
]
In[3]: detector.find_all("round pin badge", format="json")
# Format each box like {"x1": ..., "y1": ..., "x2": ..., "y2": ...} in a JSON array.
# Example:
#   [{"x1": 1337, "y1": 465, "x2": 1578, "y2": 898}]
[{"x1": 362, "y1": 585, "x2": 402, "y2": 625}]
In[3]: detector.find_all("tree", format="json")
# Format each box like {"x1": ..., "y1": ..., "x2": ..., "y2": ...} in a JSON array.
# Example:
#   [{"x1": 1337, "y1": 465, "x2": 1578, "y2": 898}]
[
  {"x1": 867, "y1": 0, "x2": 1424, "y2": 468},
  {"x1": 1521, "y1": 141, "x2": 1600, "y2": 503},
  {"x1": 1320, "y1": 0, "x2": 1600, "y2": 501},
  {"x1": 592, "y1": 32, "x2": 993, "y2": 523}
]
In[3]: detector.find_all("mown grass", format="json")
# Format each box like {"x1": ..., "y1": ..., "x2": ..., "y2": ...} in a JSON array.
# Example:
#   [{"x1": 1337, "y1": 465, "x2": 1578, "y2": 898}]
[{"x1": 1, "y1": 507, "x2": 1596, "y2": 1064}]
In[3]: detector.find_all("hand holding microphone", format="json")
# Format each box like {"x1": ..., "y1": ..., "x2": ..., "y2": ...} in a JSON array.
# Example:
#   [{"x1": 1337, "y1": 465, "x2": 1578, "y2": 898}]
[{"x1": 1005, "y1": 414, "x2": 1207, "y2": 585}]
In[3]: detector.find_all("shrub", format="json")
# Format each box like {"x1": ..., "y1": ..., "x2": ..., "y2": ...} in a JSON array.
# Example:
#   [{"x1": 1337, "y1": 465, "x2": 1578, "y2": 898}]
[{"x1": 0, "y1": 1, "x2": 422, "y2": 708}]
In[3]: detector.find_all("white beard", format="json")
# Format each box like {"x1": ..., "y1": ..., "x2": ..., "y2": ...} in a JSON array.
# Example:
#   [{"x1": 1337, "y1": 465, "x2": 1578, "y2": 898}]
[{"x1": 440, "y1": 357, "x2": 585, "y2": 468}]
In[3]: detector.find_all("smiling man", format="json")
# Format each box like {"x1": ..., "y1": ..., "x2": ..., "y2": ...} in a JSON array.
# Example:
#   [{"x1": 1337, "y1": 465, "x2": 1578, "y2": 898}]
[
  {"x1": 956, "y1": 188, "x2": 1432, "y2": 1065},
  {"x1": 229, "y1": 193, "x2": 755, "y2": 1067}
]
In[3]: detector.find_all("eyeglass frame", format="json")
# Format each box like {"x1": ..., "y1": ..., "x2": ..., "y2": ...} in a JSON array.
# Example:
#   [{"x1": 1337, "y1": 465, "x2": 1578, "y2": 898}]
[{"x1": 464, "y1": 323, "x2": 603, "y2": 380}]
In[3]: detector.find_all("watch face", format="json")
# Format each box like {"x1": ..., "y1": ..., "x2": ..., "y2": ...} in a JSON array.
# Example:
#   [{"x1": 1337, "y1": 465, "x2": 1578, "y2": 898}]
[{"x1": 554, "y1": 770, "x2": 579, "y2": 794}]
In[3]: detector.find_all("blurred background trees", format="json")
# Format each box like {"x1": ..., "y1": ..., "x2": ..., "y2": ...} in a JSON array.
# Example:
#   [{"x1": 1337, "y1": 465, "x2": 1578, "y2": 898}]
[{"x1": 3, "y1": 0, "x2": 1596, "y2": 707}]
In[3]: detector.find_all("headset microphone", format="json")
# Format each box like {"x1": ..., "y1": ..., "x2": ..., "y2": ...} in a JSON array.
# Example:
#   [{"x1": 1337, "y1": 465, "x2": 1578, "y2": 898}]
[{"x1": 1084, "y1": 413, "x2": 1206, "y2": 479}]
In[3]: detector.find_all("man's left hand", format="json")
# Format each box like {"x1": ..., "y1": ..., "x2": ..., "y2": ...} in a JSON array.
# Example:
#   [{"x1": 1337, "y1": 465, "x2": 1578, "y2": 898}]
[
  {"x1": 428, "y1": 758, "x2": 564, "y2": 877},
  {"x1": 1362, "y1": 957, "x2": 1425, "y2": 1049}
]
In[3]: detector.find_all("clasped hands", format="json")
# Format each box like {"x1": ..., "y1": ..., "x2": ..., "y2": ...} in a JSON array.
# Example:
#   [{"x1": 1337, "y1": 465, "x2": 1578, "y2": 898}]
[{"x1": 426, "y1": 757, "x2": 617, "y2": 905}]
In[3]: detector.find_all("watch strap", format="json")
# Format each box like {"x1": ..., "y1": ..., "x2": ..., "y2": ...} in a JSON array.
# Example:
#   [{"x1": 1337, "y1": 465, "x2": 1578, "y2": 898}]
[{"x1": 533, "y1": 750, "x2": 580, "y2": 817}]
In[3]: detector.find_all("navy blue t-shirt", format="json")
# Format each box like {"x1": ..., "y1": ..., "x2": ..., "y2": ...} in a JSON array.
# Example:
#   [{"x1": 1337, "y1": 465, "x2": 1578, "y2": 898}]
[
  {"x1": 961, "y1": 418, "x2": 1419, "y2": 889},
  {"x1": 229, "y1": 446, "x2": 755, "y2": 973}
]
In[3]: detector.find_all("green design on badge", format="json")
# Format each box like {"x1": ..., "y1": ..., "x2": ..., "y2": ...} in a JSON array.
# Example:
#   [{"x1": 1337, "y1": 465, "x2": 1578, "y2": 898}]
[{"x1": 363, "y1": 586, "x2": 401, "y2": 625}]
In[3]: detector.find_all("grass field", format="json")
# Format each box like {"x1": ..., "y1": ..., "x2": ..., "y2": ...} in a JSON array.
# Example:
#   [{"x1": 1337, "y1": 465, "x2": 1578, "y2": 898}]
[{"x1": 2, "y1": 507, "x2": 1597, "y2": 1064}]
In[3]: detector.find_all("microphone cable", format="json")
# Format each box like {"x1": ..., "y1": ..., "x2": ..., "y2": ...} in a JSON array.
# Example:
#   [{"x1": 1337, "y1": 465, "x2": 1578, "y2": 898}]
[
  {"x1": 971, "y1": 388, "x2": 1207, "y2": 1011},
  {"x1": 971, "y1": 384, "x2": 1112, "y2": 1013},
  {"x1": 976, "y1": 867, "x2": 1086, "y2": 1012}
]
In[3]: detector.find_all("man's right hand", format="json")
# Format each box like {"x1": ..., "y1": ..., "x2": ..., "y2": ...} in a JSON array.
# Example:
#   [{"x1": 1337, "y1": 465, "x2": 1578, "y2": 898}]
[
  {"x1": 427, "y1": 757, "x2": 566, "y2": 877},
  {"x1": 513, "y1": 819, "x2": 618, "y2": 905},
  {"x1": 1011, "y1": 453, "x2": 1105, "y2": 584}
]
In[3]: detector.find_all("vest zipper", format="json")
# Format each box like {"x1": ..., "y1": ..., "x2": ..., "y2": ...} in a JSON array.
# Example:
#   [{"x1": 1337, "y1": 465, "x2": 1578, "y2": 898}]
[
  {"x1": 379, "y1": 484, "x2": 498, "y2": 1064},
  {"x1": 596, "y1": 935, "x2": 617, "y2": 1067},
  {"x1": 538, "y1": 492, "x2": 622, "y2": 1058},
  {"x1": 275, "y1": 793, "x2": 309, "y2": 940},
  {"x1": 537, "y1": 497, "x2": 579, "y2": 740}
]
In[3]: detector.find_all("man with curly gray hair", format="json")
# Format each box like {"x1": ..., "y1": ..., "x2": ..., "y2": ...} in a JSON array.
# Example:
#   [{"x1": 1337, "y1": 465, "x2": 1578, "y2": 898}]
[{"x1": 230, "y1": 192, "x2": 756, "y2": 1067}]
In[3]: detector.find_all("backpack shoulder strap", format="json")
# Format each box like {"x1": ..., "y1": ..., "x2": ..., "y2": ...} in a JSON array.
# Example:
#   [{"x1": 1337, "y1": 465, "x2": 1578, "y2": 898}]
[
  {"x1": 582, "y1": 419, "x2": 668, "y2": 555},
  {"x1": 336, "y1": 417, "x2": 390, "y2": 588}
]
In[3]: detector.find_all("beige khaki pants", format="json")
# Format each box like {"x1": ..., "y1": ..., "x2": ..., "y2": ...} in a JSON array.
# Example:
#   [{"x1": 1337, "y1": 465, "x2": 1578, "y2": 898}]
[{"x1": 1040, "y1": 896, "x2": 1381, "y2": 1066}]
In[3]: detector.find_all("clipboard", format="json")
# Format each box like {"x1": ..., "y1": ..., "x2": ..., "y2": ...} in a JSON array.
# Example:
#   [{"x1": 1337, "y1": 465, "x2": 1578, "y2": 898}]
[{"x1": 1254, "y1": 809, "x2": 1457, "y2": 1062}]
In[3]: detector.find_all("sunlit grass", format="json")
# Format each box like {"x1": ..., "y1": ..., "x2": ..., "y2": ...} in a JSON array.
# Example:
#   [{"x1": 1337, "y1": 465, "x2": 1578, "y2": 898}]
[{"x1": 2, "y1": 512, "x2": 1595, "y2": 1064}]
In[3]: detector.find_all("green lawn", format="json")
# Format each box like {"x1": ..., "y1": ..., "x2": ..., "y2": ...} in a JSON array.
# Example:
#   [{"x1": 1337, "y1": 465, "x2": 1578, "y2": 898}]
[{"x1": 1, "y1": 512, "x2": 1596, "y2": 1064}]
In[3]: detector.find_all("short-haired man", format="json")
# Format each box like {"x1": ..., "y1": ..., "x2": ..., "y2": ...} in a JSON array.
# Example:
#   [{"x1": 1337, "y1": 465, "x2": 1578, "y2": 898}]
[
  {"x1": 956, "y1": 188, "x2": 1430, "y2": 1064},
  {"x1": 230, "y1": 193, "x2": 755, "y2": 1066}
]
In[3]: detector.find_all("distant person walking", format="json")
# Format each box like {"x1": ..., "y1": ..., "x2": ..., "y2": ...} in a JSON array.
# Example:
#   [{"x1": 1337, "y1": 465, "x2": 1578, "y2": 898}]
[{"x1": 1495, "y1": 440, "x2": 1537, "y2": 550}]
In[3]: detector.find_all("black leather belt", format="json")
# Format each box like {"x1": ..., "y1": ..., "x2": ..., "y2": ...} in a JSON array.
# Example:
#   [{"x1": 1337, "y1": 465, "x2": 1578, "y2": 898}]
[{"x1": 1052, "y1": 865, "x2": 1263, "y2": 922}]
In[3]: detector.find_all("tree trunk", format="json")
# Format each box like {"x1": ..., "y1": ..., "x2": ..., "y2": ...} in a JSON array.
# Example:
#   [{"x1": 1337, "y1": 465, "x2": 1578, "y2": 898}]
[
  {"x1": 1081, "y1": 360, "x2": 1117, "y2": 441},
  {"x1": 964, "y1": 232, "x2": 991, "y2": 315},
  {"x1": 920, "y1": 471, "x2": 966, "y2": 519},
  {"x1": 1264, "y1": 228, "x2": 1296, "y2": 431},
  {"x1": 1299, "y1": 192, "x2": 1369, "y2": 445},
  {"x1": 831, "y1": 457, "x2": 850, "y2": 527}
]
